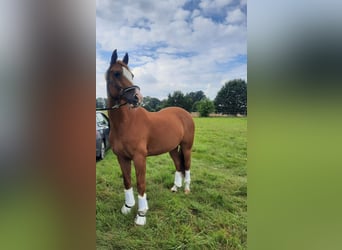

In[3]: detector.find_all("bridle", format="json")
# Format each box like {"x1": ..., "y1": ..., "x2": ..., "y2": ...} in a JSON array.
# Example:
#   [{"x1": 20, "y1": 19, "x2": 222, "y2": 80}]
[
  {"x1": 96, "y1": 85, "x2": 140, "y2": 111},
  {"x1": 97, "y1": 65, "x2": 141, "y2": 111},
  {"x1": 112, "y1": 84, "x2": 141, "y2": 108}
]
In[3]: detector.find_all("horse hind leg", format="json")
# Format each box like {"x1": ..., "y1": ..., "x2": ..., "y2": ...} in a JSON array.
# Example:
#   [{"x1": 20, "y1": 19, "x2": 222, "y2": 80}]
[
  {"x1": 169, "y1": 147, "x2": 184, "y2": 192},
  {"x1": 181, "y1": 144, "x2": 192, "y2": 194}
]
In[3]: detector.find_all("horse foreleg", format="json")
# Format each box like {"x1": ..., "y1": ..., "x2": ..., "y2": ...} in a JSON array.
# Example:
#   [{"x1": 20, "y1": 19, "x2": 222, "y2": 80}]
[
  {"x1": 133, "y1": 154, "x2": 148, "y2": 226},
  {"x1": 117, "y1": 156, "x2": 135, "y2": 214}
]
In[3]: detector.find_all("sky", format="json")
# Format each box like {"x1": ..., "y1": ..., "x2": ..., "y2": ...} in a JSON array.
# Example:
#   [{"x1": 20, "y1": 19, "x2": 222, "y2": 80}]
[{"x1": 96, "y1": 0, "x2": 247, "y2": 100}]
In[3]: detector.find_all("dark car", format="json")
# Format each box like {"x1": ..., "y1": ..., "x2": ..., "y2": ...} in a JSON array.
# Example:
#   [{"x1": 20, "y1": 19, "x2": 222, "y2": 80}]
[{"x1": 96, "y1": 112, "x2": 110, "y2": 160}]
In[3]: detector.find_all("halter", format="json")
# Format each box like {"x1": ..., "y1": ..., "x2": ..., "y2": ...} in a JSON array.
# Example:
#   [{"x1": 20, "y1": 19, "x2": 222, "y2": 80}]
[
  {"x1": 97, "y1": 64, "x2": 141, "y2": 111},
  {"x1": 97, "y1": 85, "x2": 140, "y2": 110}
]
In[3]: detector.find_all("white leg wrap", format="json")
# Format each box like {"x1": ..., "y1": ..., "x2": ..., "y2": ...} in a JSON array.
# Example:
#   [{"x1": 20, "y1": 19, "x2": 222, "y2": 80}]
[
  {"x1": 174, "y1": 171, "x2": 183, "y2": 187},
  {"x1": 171, "y1": 185, "x2": 178, "y2": 192},
  {"x1": 184, "y1": 170, "x2": 191, "y2": 193},
  {"x1": 171, "y1": 171, "x2": 183, "y2": 192},
  {"x1": 125, "y1": 187, "x2": 135, "y2": 206},
  {"x1": 121, "y1": 187, "x2": 135, "y2": 214},
  {"x1": 137, "y1": 193, "x2": 148, "y2": 213},
  {"x1": 135, "y1": 193, "x2": 148, "y2": 226}
]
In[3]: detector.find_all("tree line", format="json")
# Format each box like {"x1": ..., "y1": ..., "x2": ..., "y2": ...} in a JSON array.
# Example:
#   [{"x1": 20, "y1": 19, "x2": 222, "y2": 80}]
[{"x1": 96, "y1": 79, "x2": 247, "y2": 117}]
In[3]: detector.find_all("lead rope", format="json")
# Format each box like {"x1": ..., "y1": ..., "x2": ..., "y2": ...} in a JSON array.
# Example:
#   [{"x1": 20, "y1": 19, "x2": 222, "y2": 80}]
[{"x1": 96, "y1": 102, "x2": 127, "y2": 111}]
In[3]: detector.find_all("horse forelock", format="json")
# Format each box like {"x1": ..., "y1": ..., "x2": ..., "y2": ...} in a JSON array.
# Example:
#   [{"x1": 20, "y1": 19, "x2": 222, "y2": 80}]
[
  {"x1": 117, "y1": 60, "x2": 127, "y2": 67},
  {"x1": 117, "y1": 61, "x2": 134, "y2": 77},
  {"x1": 107, "y1": 61, "x2": 131, "y2": 76}
]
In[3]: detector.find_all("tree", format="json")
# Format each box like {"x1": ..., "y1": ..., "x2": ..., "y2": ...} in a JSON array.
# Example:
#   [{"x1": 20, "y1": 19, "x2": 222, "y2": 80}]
[
  {"x1": 164, "y1": 91, "x2": 192, "y2": 112},
  {"x1": 197, "y1": 98, "x2": 215, "y2": 117},
  {"x1": 186, "y1": 91, "x2": 206, "y2": 112},
  {"x1": 96, "y1": 97, "x2": 107, "y2": 109},
  {"x1": 142, "y1": 96, "x2": 162, "y2": 112},
  {"x1": 214, "y1": 79, "x2": 247, "y2": 115}
]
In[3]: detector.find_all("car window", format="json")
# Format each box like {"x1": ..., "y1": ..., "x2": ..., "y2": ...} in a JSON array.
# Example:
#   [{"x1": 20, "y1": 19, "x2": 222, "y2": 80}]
[
  {"x1": 96, "y1": 113, "x2": 108, "y2": 126},
  {"x1": 96, "y1": 114, "x2": 102, "y2": 124}
]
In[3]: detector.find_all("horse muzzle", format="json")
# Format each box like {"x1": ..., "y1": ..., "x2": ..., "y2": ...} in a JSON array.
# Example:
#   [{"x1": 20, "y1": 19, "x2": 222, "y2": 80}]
[
  {"x1": 133, "y1": 89, "x2": 143, "y2": 107},
  {"x1": 122, "y1": 85, "x2": 143, "y2": 108}
]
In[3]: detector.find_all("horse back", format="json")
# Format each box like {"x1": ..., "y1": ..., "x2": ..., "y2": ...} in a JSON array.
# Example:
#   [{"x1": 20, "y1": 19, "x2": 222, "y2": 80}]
[{"x1": 156, "y1": 107, "x2": 194, "y2": 132}]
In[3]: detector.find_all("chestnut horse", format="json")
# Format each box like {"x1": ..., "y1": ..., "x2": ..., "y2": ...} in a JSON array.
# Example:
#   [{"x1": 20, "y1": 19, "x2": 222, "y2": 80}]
[{"x1": 105, "y1": 50, "x2": 195, "y2": 226}]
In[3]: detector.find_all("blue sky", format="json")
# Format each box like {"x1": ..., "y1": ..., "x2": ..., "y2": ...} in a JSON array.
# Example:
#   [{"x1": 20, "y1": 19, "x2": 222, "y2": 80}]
[{"x1": 96, "y1": 0, "x2": 247, "y2": 100}]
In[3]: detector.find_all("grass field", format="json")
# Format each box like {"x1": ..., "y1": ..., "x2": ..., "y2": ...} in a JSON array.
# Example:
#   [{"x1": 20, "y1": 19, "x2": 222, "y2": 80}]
[{"x1": 96, "y1": 117, "x2": 247, "y2": 249}]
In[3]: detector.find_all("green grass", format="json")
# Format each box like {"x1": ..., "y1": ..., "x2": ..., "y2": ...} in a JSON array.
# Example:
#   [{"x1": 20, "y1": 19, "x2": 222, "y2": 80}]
[{"x1": 96, "y1": 117, "x2": 247, "y2": 249}]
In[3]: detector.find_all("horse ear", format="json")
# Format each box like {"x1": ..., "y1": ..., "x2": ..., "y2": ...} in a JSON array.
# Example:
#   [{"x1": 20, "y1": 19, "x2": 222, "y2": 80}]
[
  {"x1": 123, "y1": 53, "x2": 129, "y2": 65},
  {"x1": 110, "y1": 49, "x2": 118, "y2": 65}
]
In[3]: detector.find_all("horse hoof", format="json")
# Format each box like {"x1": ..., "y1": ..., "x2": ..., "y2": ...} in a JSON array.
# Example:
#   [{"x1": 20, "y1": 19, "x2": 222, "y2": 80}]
[
  {"x1": 171, "y1": 185, "x2": 178, "y2": 192},
  {"x1": 135, "y1": 214, "x2": 146, "y2": 226},
  {"x1": 121, "y1": 205, "x2": 132, "y2": 214},
  {"x1": 184, "y1": 189, "x2": 190, "y2": 194}
]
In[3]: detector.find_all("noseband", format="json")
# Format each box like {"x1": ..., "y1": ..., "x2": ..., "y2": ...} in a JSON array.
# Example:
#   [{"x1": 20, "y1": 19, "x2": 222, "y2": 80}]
[
  {"x1": 95, "y1": 85, "x2": 140, "y2": 111},
  {"x1": 118, "y1": 84, "x2": 141, "y2": 106},
  {"x1": 119, "y1": 85, "x2": 141, "y2": 98}
]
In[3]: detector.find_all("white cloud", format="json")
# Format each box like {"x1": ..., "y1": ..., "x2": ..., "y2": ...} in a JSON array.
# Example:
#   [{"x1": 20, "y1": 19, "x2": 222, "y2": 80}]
[
  {"x1": 96, "y1": 53, "x2": 109, "y2": 98},
  {"x1": 226, "y1": 8, "x2": 246, "y2": 24},
  {"x1": 191, "y1": 9, "x2": 201, "y2": 19},
  {"x1": 96, "y1": 0, "x2": 247, "y2": 100},
  {"x1": 199, "y1": 0, "x2": 234, "y2": 12},
  {"x1": 240, "y1": 0, "x2": 247, "y2": 6}
]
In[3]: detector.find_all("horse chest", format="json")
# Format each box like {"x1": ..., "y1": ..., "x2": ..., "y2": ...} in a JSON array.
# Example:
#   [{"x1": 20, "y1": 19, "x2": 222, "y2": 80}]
[{"x1": 110, "y1": 132, "x2": 145, "y2": 158}]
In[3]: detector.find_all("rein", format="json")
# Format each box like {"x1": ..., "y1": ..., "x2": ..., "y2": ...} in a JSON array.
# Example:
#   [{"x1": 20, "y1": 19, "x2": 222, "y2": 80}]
[{"x1": 96, "y1": 102, "x2": 128, "y2": 111}]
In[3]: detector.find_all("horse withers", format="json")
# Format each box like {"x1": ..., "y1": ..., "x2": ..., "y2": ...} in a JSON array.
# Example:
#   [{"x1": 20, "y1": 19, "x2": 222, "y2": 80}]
[{"x1": 105, "y1": 49, "x2": 195, "y2": 226}]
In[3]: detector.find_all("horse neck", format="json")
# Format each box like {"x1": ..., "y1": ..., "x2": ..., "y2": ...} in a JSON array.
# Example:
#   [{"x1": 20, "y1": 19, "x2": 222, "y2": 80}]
[{"x1": 107, "y1": 98, "x2": 133, "y2": 131}]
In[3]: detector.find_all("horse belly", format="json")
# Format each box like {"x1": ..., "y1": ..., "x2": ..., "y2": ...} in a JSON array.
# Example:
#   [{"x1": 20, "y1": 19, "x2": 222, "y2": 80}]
[
  {"x1": 147, "y1": 144, "x2": 177, "y2": 156},
  {"x1": 146, "y1": 129, "x2": 182, "y2": 156}
]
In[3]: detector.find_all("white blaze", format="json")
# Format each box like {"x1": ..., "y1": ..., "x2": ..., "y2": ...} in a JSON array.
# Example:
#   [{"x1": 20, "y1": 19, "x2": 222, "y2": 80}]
[{"x1": 122, "y1": 67, "x2": 134, "y2": 84}]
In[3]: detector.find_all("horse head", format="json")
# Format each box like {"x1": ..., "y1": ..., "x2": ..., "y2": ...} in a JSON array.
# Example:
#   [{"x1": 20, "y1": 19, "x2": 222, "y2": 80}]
[{"x1": 106, "y1": 49, "x2": 143, "y2": 108}]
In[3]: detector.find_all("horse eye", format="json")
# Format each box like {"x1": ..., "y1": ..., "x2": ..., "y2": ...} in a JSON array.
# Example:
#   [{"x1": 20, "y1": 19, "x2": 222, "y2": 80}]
[{"x1": 113, "y1": 72, "x2": 121, "y2": 78}]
